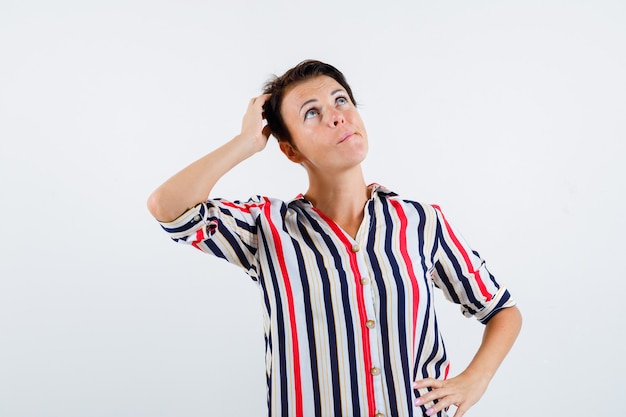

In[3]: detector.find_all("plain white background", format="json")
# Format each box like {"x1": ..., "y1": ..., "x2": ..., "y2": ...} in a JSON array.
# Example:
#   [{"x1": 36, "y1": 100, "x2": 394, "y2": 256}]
[{"x1": 1, "y1": 1, "x2": 624, "y2": 416}]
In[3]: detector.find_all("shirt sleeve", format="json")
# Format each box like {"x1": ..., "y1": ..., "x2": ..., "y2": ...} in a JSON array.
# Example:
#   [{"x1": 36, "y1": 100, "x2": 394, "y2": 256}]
[
  {"x1": 157, "y1": 196, "x2": 267, "y2": 280},
  {"x1": 430, "y1": 205, "x2": 516, "y2": 324}
]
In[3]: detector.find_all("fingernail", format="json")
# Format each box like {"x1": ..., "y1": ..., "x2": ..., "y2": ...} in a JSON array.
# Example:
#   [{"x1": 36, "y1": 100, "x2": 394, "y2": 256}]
[
  {"x1": 413, "y1": 398, "x2": 422, "y2": 406},
  {"x1": 413, "y1": 382, "x2": 418, "y2": 389},
  {"x1": 426, "y1": 408, "x2": 435, "y2": 416}
]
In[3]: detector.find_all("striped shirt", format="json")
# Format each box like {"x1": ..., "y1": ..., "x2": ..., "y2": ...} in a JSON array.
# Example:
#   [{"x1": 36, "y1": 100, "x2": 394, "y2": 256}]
[{"x1": 158, "y1": 184, "x2": 515, "y2": 417}]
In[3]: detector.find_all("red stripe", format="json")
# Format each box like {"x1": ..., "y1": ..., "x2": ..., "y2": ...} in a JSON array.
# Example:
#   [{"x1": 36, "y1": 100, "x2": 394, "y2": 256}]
[
  {"x1": 191, "y1": 228, "x2": 204, "y2": 250},
  {"x1": 313, "y1": 208, "x2": 377, "y2": 417},
  {"x1": 433, "y1": 206, "x2": 492, "y2": 301},
  {"x1": 221, "y1": 201, "x2": 265, "y2": 213},
  {"x1": 389, "y1": 200, "x2": 420, "y2": 355},
  {"x1": 264, "y1": 198, "x2": 303, "y2": 417}
]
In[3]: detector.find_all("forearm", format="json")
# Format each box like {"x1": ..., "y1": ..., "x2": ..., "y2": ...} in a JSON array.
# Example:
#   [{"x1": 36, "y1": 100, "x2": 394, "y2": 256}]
[
  {"x1": 148, "y1": 94, "x2": 271, "y2": 222},
  {"x1": 147, "y1": 134, "x2": 258, "y2": 222},
  {"x1": 462, "y1": 305, "x2": 522, "y2": 384}
]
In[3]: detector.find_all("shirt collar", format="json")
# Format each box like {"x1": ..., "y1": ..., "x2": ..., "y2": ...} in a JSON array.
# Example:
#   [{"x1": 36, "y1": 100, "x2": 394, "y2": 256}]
[{"x1": 290, "y1": 183, "x2": 397, "y2": 206}]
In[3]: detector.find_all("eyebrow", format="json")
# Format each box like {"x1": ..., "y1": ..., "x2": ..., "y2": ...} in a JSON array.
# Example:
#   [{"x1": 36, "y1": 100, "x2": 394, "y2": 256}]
[{"x1": 299, "y1": 89, "x2": 346, "y2": 114}]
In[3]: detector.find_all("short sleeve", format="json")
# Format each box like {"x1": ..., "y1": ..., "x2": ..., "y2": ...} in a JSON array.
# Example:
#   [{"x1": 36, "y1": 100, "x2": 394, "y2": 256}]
[
  {"x1": 157, "y1": 196, "x2": 268, "y2": 279},
  {"x1": 430, "y1": 205, "x2": 515, "y2": 324}
]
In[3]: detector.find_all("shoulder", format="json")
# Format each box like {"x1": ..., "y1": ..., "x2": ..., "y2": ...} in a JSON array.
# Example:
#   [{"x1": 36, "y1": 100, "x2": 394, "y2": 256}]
[{"x1": 371, "y1": 183, "x2": 439, "y2": 216}]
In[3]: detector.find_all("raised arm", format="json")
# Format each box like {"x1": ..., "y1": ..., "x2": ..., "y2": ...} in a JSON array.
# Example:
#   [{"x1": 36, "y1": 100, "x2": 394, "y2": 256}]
[{"x1": 147, "y1": 94, "x2": 272, "y2": 222}]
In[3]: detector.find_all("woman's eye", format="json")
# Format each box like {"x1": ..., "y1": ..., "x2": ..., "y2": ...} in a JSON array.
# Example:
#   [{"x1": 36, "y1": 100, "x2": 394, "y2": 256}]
[
  {"x1": 336, "y1": 97, "x2": 348, "y2": 105},
  {"x1": 305, "y1": 109, "x2": 319, "y2": 119}
]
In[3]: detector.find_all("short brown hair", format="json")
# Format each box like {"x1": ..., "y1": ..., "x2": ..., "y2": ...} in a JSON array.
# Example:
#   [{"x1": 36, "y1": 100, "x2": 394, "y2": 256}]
[{"x1": 263, "y1": 60, "x2": 357, "y2": 143}]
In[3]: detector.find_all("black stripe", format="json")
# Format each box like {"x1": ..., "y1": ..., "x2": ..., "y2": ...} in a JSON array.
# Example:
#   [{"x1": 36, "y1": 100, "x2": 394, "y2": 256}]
[
  {"x1": 259, "y1": 227, "x2": 289, "y2": 417},
  {"x1": 377, "y1": 197, "x2": 402, "y2": 413},
  {"x1": 218, "y1": 223, "x2": 253, "y2": 271},
  {"x1": 480, "y1": 290, "x2": 511, "y2": 324},
  {"x1": 435, "y1": 217, "x2": 485, "y2": 310},
  {"x1": 404, "y1": 201, "x2": 430, "y2": 415}
]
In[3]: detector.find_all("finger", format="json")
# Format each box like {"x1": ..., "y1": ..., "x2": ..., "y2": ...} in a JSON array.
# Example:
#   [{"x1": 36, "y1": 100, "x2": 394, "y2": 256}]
[
  {"x1": 253, "y1": 93, "x2": 272, "y2": 105},
  {"x1": 413, "y1": 378, "x2": 444, "y2": 389},
  {"x1": 425, "y1": 397, "x2": 454, "y2": 417},
  {"x1": 414, "y1": 390, "x2": 448, "y2": 408},
  {"x1": 414, "y1": 387, "x2": 450, "y2": 409},
  {"x1": 248, "y1": 95, "x2": 264, "y2": 108}
]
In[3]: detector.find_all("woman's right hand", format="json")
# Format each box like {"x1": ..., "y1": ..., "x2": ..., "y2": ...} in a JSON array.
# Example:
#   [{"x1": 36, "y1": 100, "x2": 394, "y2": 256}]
[
  {"x1": 148, "y1": 93, "x2": 275, "y2": 222},
  {"x1": 239, "y1": 93, "x2": 272, "y2": 154}
]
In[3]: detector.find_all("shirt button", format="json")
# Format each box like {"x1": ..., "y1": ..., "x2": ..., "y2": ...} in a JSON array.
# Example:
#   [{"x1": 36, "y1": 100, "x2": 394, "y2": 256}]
[
  {"x1": 193, "y1": 215, "x2": 201, "y2": 222},
  {"x1": 366, "y1": 320, "x2": 376, "y2": 329},
  {"x1": 370, "y1": 367, "x2": 381, "y2": 376},
  {"x1": 360, "y1": 277, "x2": 371, "y2": 285},
  {"x1": 351, "y1": 243, "x2": 360, "y2": 252},
  {"x1": 375, "y1": 414, "x2": 385, "y2": 417}
]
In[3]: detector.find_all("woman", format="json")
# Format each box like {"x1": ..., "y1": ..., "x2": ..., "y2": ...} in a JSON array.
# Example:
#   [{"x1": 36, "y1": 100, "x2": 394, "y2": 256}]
[{"x1": 147, "y1": 60, "x2": 522, "y2": 417}]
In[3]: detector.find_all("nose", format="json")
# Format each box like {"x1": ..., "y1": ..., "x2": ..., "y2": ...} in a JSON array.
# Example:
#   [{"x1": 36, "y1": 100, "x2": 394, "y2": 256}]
[{"x1": 329, "y1": 110, "x2": 345, "y2": 127}]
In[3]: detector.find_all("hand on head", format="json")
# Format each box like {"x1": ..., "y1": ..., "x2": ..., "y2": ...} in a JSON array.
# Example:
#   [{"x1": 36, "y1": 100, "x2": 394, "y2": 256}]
[{"x1": 240, "y1": 93, "x2": 272, "y2": 154}]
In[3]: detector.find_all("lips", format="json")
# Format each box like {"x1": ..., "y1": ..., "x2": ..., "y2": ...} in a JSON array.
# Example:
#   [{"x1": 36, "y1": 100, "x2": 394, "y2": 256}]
[{"x1": 338, "y1": 130, "x2": 355, "y2": 143}]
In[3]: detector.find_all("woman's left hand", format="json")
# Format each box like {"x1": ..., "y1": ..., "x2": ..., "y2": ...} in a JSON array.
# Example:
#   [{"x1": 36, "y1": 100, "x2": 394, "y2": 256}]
[
  {"x1": 413, "y1": 371, "x2": 489, "y2": 417},
  {"x1": 414, "y1": 306, "x2": 522, "y2": 416}
]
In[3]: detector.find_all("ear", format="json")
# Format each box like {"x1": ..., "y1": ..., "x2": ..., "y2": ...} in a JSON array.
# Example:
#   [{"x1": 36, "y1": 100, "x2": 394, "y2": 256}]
[{"x1": 279, "y1": 141, "x2": 305, "y2": 163}]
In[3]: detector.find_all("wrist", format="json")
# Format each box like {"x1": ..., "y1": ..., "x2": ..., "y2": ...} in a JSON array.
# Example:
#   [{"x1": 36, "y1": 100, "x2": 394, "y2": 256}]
[
  {"x1": 234, "y1": 132, "x2": 266, "y2": 155},
  {"x1": 459, "y1": 366, "x2": 493, "y2": 389},
  {"x1": 230, "y1": 134, "x2": 261, "y2": 157}
]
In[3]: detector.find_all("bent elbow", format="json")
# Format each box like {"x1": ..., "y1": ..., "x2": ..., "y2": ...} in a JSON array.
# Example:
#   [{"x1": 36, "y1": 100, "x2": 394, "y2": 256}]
[{"x1": 146, "y1": 189, "x2": 168, "y2": 222}]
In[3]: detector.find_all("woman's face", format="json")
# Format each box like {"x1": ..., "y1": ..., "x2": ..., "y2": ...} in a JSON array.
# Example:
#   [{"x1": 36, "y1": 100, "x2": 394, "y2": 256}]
[{"x1": 279, "y1": 75, "x2": 368, "y2": 175}]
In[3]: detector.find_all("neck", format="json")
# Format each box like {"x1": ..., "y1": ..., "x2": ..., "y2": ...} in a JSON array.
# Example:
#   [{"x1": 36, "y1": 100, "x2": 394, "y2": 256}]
[{"x1": 304, "y1": 166, "x2": 369, "y2": 239}]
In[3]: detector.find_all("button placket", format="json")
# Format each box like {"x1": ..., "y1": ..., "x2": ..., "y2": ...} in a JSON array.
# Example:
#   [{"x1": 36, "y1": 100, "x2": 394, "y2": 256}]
[
  {"x1": 350, "y1": 239, "x2": 387, "y2": 413},
  {"x1": 351, "y1": 242, "x2": 387, "y2": 414}
]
